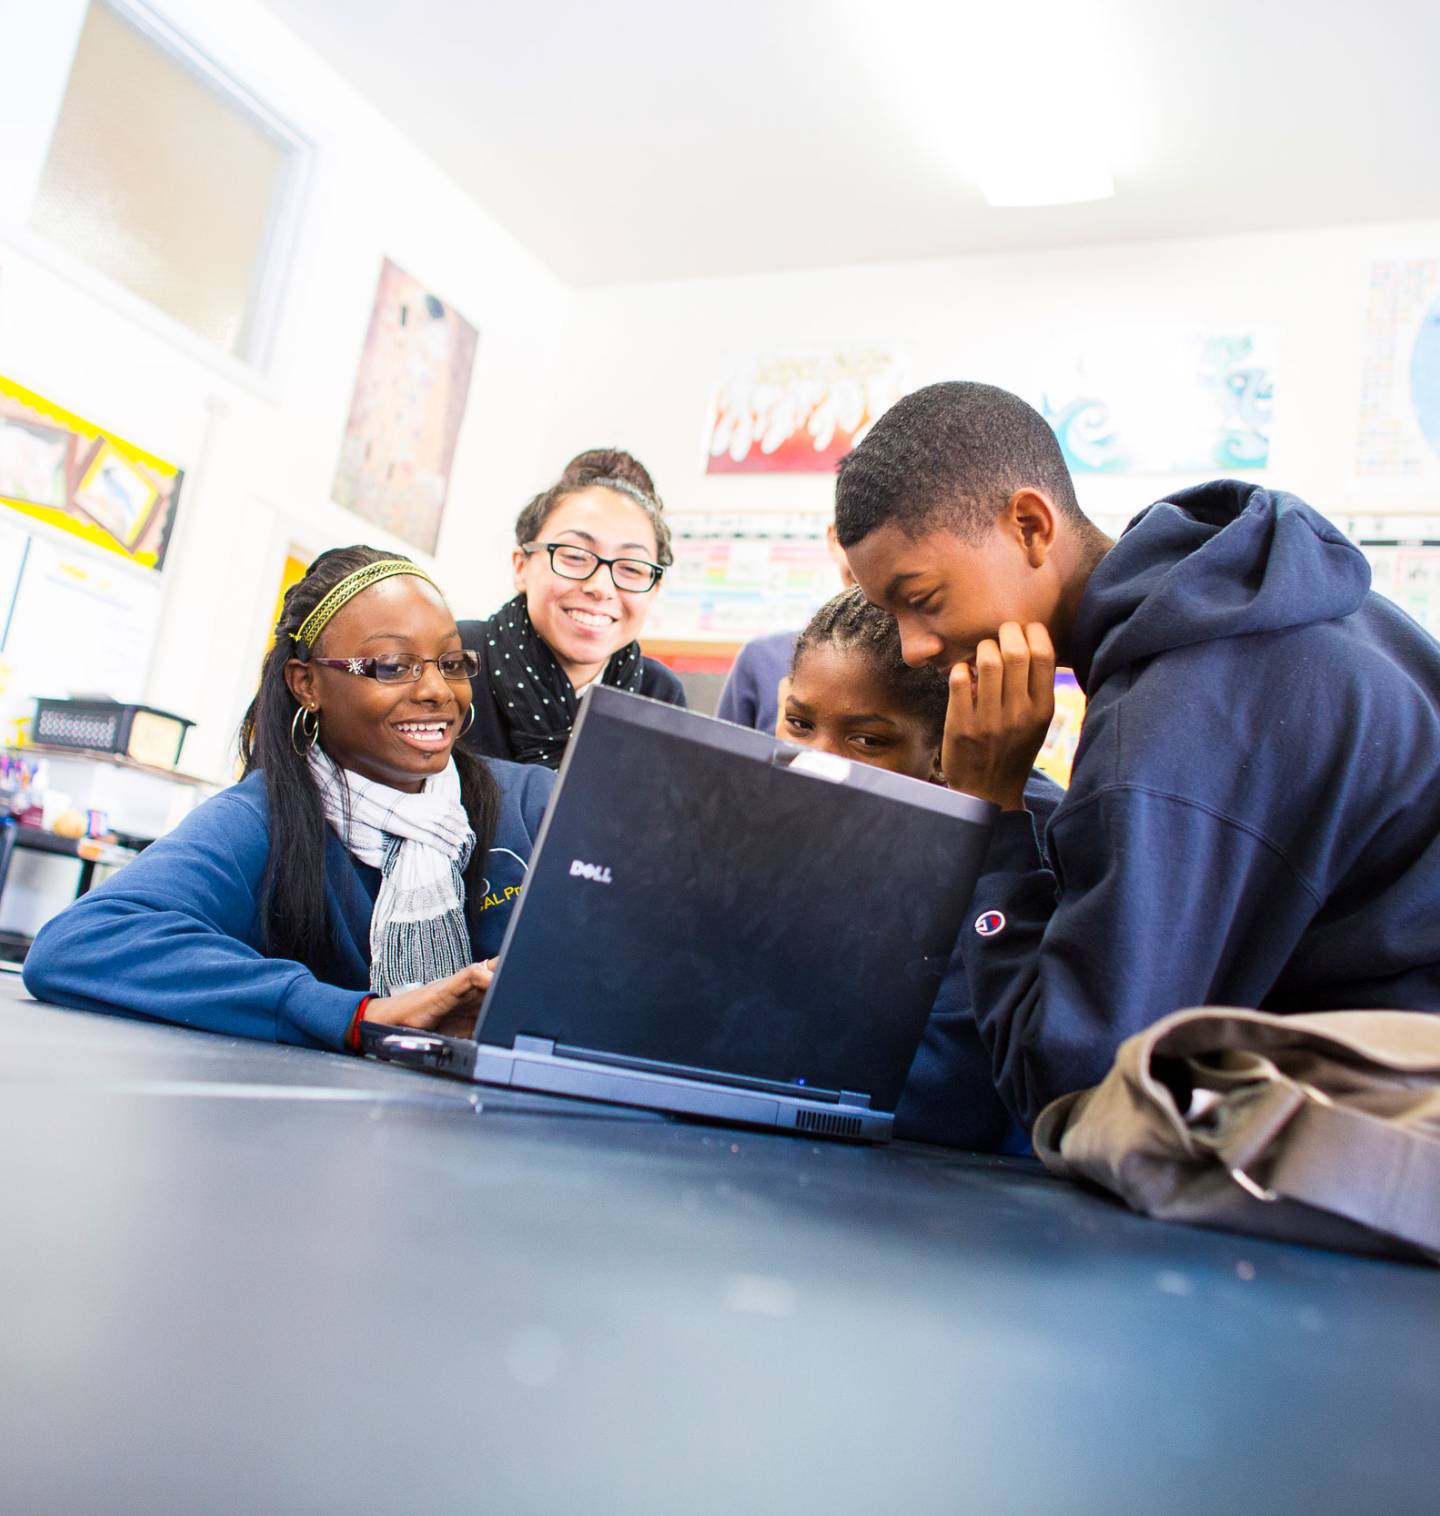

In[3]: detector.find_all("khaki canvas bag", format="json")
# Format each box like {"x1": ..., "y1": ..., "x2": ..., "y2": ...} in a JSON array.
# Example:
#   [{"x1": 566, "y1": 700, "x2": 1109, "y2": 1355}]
[{"x1": 1031, "y1": 1006, "x2": 1440, "y2": 1263}]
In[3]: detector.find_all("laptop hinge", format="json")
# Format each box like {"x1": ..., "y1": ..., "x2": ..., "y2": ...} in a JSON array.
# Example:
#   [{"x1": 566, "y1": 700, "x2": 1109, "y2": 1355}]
[
  {"x1": 512, "y1": 1034, "x2": 556, "y2": 1056},
  {"x1": 546, "y1": 1041, "x2": 847, "y2": 1104},
  {"x1": 840, "y1": 1090, "x2": 873, "y2": 1109}
]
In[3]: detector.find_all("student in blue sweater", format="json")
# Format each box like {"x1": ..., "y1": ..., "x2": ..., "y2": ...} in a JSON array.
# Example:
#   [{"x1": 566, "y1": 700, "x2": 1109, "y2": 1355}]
[
  {"x1": 24, "y1": 546, "x2": 553, "y2": 1050},
  {"x1": 835, "y1": 380, "x2": 1440, "y2": 1131},
  {"x1": 779, "y1": 587, "x2": 1062, "y2": 1149}
]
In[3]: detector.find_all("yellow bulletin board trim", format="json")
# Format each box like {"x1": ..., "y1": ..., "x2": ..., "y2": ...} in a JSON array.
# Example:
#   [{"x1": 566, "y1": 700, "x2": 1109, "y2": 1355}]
[
  {"x1": 266, "y1": 546, "x2": 310, "y2": 657},
  {"x1": 74, "y1": 441, "x2": 162, "y2": 550},
  {"x1": 0, "y1": 374, "x2": 182, "y2": 571},
  {"x1": 0, "y1": 496, "x2": 167, "y2": 568}
]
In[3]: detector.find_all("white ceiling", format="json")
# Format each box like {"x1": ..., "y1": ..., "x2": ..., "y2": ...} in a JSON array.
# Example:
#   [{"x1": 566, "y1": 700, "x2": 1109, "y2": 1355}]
[{"x1": 262, "y1": 0, "x2": 1440, "y2": 287}]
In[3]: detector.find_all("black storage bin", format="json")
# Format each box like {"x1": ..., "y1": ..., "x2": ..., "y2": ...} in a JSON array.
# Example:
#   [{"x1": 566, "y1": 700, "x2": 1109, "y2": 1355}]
[{"x1": 32, "y1": 699, "x2": 195, "y2": 769}]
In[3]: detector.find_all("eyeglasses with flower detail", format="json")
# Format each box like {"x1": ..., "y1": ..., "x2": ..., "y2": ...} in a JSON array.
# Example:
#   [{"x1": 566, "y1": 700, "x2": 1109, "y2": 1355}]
[
  {"x1": 522, "y1": 541, "x2": 665, "y2": 593},
  {"x1": 309, "y1": 651, "x2": 481, "y2": 685}
]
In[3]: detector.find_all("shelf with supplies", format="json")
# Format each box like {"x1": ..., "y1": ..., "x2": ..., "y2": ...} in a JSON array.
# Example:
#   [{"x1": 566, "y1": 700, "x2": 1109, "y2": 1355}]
[
  {"x1": 8, "y1": 740, "x2": 216, "y2": 842},
  {"x1": 20, "y1": 741, "x2": 215, "y2": 789},
  {"x1": 0, "y1": 823, "x2": 147, "y2": 963},
  {"x1": 0, "y1": 744, "x2": 217, "y2": 947}
]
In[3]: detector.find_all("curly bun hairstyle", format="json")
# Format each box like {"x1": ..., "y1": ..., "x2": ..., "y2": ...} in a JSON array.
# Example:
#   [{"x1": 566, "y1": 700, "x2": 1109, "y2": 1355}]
[
  {"x1": 558, "y1": 448, "x2": 656, "y2": 496},
  {"x1": 515, "y1": 448, "x2": 672, "y2": 568},
  {"x1": 792, "y1": 586, "x2": 950, "y2": 743}
]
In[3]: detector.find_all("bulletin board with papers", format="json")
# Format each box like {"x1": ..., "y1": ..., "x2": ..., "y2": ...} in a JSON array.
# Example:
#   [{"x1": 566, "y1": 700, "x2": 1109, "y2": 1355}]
[
  {"x1": 643, "y1": 511, "x2": 840, "y2": 643},
  {"x1": 0, "y1": 373, "x2": 183, "y2": 572},
  {"x1": 1339, "y1": 511, "x2": 1440, "y2": 640}
]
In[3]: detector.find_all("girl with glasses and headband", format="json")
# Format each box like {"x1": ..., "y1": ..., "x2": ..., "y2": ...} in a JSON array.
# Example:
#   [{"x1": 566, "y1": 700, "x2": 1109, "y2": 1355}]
[
  {"x1": 24, "y1": 546, "x2": 553, "y2": 1049},
  {"x1": 458, "y1": 449, "x2": 686, "y2": 769}
]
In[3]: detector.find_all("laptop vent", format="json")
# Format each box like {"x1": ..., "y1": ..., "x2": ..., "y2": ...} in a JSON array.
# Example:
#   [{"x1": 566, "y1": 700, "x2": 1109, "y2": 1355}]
[{"x1": 795, "y1": 1108, "x2": 863, "y2": 1138}]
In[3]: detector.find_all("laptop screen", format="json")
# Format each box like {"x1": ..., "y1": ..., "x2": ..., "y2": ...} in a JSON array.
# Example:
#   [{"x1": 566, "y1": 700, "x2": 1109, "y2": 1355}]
[{"x1": 476, "y1": 688, "x2": 995, "y2": 1112}]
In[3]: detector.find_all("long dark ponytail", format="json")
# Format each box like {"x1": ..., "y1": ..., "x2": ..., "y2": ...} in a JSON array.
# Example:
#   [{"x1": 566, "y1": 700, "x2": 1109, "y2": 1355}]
[{"x1": 239, "y1": 545, "x2": 502, "y2": 971}]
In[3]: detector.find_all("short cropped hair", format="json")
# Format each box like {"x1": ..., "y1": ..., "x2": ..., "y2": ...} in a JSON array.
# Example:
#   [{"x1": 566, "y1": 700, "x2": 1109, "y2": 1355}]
[
  {"x1": 793, "y1": 587, "x2": 949, "y2": 743},
  {"x1": 834, "y1": 381, "x2": 1084, "y2": 548}
]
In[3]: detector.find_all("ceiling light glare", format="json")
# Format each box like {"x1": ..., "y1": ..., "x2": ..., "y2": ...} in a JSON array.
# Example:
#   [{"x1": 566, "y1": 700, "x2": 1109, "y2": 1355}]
[
  {"x1": 979, "y1": 162, "x2": 1116, "y2": 207},
  {"x1": 838, "y1": 0, "x2": 1130, "y2": 210}
]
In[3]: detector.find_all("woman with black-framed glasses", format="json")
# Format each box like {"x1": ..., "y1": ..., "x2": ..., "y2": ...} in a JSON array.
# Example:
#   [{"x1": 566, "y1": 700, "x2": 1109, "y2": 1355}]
[
  {"x1": 24, "y1": 545, "x2": 553, "y2": 1050},
  {"x1": 458, "y1": 449, "x2": 686, "y2": 769}
]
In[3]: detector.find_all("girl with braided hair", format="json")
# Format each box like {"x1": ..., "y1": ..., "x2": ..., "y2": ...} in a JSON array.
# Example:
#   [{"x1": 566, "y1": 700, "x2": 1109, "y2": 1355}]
[
  {"x1": 780, "y1": 587, "x2": 953, "y2": 781},
  {"x1": 780, "y1": 587, "x2": 1062, "y2": 1150}
]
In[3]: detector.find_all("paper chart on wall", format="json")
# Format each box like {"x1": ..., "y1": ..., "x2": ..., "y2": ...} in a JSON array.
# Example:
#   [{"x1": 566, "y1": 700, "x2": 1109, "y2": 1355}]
[
  {"x1": 644, "y1": 513, "x2": 840, "y2": 640},
  {"x1": 1338, "y1": 511, "x2": 1440, "y2": 639},
  {"x1": 2, "y1": 536, "x2": 162, "y2": 706},
  {"x1": 1356, "y1": 257, "x2": 1440, "y2": 481},
  {"x1": 0, "y1": 516, "x2": 29, "y2": 640},
  {"x1": 1370, "y1": 546, "x2": 1440, "y2": 637}
]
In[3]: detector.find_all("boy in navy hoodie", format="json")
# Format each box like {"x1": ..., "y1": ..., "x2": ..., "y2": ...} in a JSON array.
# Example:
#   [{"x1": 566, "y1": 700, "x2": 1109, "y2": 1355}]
[{"x1": 836, "y1": 380, "x2": 1440, "y2": 1131}]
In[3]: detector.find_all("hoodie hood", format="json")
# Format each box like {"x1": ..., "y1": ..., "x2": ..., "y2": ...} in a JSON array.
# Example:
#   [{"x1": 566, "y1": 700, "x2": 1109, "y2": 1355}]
[{"x1": 1069, "y1": 480, "x2": 1372, "y2": 693}]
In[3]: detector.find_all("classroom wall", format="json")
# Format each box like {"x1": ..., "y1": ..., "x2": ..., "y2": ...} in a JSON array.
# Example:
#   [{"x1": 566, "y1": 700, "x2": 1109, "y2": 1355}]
[
  {"x1": 0, "y1": 0, "x2": 574, "y2": 783},
  {"x1": 540, "y1": 219, "x2": 1440, "y2": 540},
  {"x1": 5, "y1": 1, "x2": 1440, "y2": 788}
]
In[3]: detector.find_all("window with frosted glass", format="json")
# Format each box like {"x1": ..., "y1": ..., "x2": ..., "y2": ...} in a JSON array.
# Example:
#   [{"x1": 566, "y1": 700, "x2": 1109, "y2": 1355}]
[{"x1": 30, "y1": 1, "x2": 301, "y2": 363}]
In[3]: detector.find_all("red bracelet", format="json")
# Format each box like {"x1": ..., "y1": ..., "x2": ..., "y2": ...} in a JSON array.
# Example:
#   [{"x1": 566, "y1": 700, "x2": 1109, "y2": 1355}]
[{"x1": 347, "y1": 995, "x2": 373, "y2": 1052}]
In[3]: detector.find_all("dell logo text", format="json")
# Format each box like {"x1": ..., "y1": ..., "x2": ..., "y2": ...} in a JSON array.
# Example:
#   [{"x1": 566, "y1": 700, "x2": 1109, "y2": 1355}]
[{"x1": 570, "y1": 859, "x2": 614, "y2": 884}]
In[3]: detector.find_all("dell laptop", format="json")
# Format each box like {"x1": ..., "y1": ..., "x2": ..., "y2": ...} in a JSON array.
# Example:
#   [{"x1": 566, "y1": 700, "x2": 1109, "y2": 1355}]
[{"x1": 362, "y1": 685, "x2": 996, "y2": 1142}]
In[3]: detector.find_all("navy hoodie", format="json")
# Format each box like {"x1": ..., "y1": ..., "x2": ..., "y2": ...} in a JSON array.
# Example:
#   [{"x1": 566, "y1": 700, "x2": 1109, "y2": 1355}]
[
  {"x1": 24, "y1": 759, "x2": 553, "y2": 1049},
  {"x1": 961, "y1": 480, "x2": 1440, "y2": 1129},
  {"x1": 894, "y1": 768, "x2": 1064, "y2": 1151}
]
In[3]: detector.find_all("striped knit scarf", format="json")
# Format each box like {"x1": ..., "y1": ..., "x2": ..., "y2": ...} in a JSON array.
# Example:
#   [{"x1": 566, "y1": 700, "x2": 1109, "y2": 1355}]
[{"x1": 309, "y1": 751, "x2": 475, "y2": 996}]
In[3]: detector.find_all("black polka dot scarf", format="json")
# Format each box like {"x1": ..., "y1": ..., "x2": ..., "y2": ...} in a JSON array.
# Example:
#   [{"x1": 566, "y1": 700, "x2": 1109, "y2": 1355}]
[{"x1": 477, "y1": 594, "x2": 644, "y2": 768}]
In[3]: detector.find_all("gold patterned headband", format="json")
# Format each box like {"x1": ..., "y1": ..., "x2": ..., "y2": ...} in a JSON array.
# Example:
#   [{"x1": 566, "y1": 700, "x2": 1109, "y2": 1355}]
[{"x1": 295, "y1": 560, "x2": 441, "y2": 652}]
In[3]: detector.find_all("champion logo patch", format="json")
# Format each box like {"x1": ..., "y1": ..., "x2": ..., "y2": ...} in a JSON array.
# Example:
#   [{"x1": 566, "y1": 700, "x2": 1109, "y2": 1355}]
[{"x1": 974, "y1": 910, "x2": 1006, "y2": 938}]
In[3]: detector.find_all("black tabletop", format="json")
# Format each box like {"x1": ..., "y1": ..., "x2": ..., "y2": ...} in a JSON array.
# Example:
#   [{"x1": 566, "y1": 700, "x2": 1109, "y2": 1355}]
[{"x1": 2, "y1": 978, "x2": 1436, "y2": 1516}]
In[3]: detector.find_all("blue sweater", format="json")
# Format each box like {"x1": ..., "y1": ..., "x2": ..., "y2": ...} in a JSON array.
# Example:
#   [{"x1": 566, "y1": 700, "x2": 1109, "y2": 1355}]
[
  {"x1": 960, "y1": 480, "x2": 1440, "y2": 1129},
  {"x1": 894, "y1": 769, "x2": 1064, "y2": 1150},
  {"x1": 715, "y1": 629, "x2": 799, "y2": 733},
  {"x1": 23, "y1": 759, "x2": 554, "y2": 1050}
]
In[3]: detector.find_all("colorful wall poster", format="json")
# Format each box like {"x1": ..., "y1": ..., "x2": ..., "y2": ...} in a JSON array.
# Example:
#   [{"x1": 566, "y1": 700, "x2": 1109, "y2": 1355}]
[
  {"x1": 0, "y1": 374, "x2": 182, "y2": 570},
  {"x1": 331, "y1": 259, "x2": 479, "y2": 555},
  {"x1": 1035, "y1": 670, "x2": 1086, "y2": 789},
  {"x1": 704, "y1": 349, "x2": 906, "y2": 475},
  {"x1": 643, "y1": 512, "x2": 841, "y2": 640},
  {"x1": 1040, "y1": 330, "x2": 1274, "y2": 476},
  {"x1": 1356, "y1": 257, "x2": 1440, "y2": 480}
]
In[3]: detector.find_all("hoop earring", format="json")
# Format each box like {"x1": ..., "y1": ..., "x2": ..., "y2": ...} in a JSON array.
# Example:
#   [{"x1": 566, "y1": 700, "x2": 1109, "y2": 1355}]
[
  {"x1": 291, "y1": 704, "x2": 320, "y2": 756},
  {"x1": 460, "y1": 704, "x2": 476, "y2": 736}
]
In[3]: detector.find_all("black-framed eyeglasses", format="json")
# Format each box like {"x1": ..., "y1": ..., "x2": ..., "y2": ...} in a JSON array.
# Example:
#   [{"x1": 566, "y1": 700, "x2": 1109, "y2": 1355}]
[
  {"x1": 522, "y1": 541, "x2": 665, "y2": 593},
  {"x1": 310, "y1": 651, "x2": 480, "y2": 685}
]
